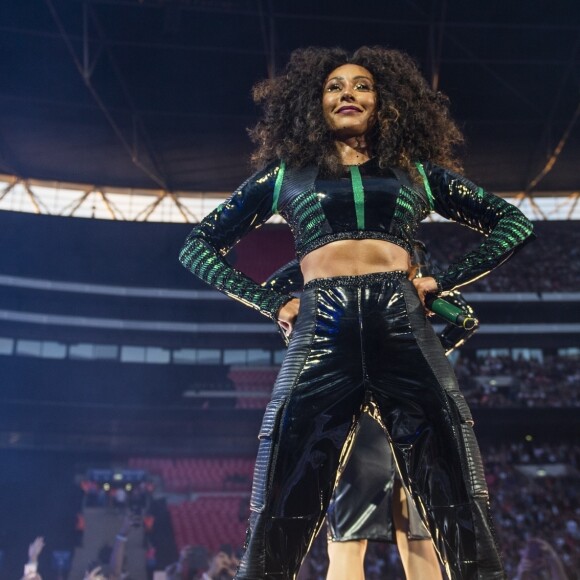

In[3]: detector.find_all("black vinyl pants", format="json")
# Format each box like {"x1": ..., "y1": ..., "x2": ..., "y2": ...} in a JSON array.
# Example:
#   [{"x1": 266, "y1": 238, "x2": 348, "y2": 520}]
[{"x1": 236, "y1": 272, "x2": 504, "y2": 580}]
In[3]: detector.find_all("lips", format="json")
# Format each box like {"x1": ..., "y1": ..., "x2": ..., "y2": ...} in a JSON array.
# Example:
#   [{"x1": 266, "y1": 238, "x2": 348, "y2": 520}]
[{"x1": 336, "y1": 106, "x2": 362, "y2": 114}]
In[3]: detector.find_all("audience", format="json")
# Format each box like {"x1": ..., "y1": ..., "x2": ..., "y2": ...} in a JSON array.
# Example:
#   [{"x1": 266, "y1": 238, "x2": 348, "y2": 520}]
[
  {"x1": 19, "y1": 439, "x2": 578, "y2": 579},
  {"x1": 8, "y1": 220, "x2": 577, "y2": 579},
  {"x1": 514, "y1": 538, "x2": 569, "y2": 580},
  {"x1": 201, "y1": 546, "x2": 239, "y2": 580},
  {"x1": 453, "y1": 354, "x2": 580, "y2": 408},
  {"x1": 419, "y1": 221, "x2": 579, "y2": 293},
  {"x1": 295, "y1": 442, "x2": 580, "y2": 579},
  {"x1": 165, "y1": 544, "x2": 232, "y2": 580},
  {"x1": 485, "y1": 442, "x2": 580, "y2": 579}
]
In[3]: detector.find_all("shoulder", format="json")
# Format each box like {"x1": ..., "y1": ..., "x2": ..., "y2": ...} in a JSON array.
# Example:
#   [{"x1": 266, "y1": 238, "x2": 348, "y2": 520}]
[
  {"x1": 419, "y1": 160, "x2": 455, "y2": 180},
  {"x1": 250, "y1": 159, "x2": 283, "y2": 181},
  {"x1": 419, "y1": 161, "x2": 482, "y2": 196},
  {"x1": 225, "y1": 160, "x2": 283, "y2": 209},
  {"x1": 236, "y1": 159, "x2": 282, "y2": 193}
]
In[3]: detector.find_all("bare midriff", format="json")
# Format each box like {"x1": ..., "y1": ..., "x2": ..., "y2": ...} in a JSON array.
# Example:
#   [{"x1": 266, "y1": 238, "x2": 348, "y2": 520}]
[{"x1": 301, "y1": 239, "x2": 412, "y2": 284}]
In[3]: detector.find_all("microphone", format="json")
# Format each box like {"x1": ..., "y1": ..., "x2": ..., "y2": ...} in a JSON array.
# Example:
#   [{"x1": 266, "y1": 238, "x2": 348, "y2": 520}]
[{"x1": 424, "y1": 294, "x2": 479, "y2": 330}]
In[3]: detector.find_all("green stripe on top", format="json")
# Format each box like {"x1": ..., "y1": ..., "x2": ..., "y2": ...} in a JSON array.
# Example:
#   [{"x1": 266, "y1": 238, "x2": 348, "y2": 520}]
[
  {"x1": 271, "y1": 161, "x2": 286, "y2": 214},
  {"x1": 415, "y1": 162, "x2": 434, "y2": 211},
  {"x1": 349, "y1": 165, "x2": 365, "y2": 230}
]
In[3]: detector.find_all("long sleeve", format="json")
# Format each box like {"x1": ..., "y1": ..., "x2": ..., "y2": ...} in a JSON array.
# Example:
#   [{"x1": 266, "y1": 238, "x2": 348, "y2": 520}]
[
  {"x1": 179, "y1": 161, "x2": 293, "y2": 320},
  {"x1": 424, "y1": 162, "x2": 535, "y2": 292}
]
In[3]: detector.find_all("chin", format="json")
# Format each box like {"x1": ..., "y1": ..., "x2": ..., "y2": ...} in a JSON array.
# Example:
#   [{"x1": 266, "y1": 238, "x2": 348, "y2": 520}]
[{"x1": 338, "y1": 120, "x2": 367, "y2": 132}]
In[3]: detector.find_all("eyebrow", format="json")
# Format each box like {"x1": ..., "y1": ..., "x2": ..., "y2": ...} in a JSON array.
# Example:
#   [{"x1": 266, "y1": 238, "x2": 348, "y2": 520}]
[{"x1": 325, "y1": 75, "x2": 373, "y2": 83}]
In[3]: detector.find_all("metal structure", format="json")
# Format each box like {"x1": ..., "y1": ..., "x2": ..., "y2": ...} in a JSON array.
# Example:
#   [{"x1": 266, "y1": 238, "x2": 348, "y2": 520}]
[
  {"x1": 1, "y1": 1, "x2": 578, "y2": 216},
  {"x1": 0, "y1": 172, "x2": 578, "y2": 222}
]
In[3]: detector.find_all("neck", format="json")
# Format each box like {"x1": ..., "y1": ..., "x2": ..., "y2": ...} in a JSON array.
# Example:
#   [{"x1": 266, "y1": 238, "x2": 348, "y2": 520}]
[{"x1": 334, "y1": 136, "x2": 372, "y2": 166}]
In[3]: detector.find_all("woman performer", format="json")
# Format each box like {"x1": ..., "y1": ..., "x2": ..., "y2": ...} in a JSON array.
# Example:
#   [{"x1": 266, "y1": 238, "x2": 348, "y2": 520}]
[{"x1": 179, "y1": 46, "x2": 534, "y2": 579}]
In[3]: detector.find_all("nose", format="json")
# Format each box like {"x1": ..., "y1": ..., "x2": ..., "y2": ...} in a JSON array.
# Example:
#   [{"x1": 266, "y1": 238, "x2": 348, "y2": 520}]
[{"x1": 340, "y1": 89, "x2": 355, "y2": 101}]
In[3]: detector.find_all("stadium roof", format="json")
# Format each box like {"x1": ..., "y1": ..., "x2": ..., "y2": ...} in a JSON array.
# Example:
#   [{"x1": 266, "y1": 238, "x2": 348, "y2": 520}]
[{"x1": 0, "y1": 0, "x2": 579, "y2": 219}]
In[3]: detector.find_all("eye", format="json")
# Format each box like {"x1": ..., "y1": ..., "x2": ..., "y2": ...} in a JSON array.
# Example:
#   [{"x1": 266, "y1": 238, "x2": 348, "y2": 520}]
[
  {"x1": 354, "y1": 82, "x2": 373, "y2": 91},
  {"x1": 325, "y1": 82, "x2": 342, "y2": 92}
]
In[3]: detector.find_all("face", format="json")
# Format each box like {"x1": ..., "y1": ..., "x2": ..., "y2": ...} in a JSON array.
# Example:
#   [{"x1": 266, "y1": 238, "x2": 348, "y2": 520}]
[{"x1": 322, "y1": 64, "x2": 377, "y2": 138}]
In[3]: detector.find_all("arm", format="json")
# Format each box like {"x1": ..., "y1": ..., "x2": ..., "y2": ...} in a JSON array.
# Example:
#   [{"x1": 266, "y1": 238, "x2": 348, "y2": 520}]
[
  {"x1": 534, "y1": 539, "x2": 568, "y2": 580},
  {"x1": 412, "y1": 240, "x2": 478, "y2": 351},
  {"x1": 22, "y1": 537, "x2": 44, "y2": 580},
  {"x1": 423, "y1": 162, "x2": 535, "y2": 292},
  {"x1": 179, "y1": 161, "x2": 293, "y2": 321},
  {"x1": 109, "y1": 513, "x2": 139, "y2": 580},
  {"x1": 262, "y1": 259, "x2": 303, "y2": 295},
  {"x1": 516, "y1": 539, "x2": 568, "y2": 580}
]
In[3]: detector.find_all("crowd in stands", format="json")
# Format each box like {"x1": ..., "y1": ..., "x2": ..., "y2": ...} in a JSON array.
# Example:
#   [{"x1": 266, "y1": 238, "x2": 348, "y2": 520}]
[
  {"x1": 297, "y1": 442, "x2": 579, "y2": 579},
  {"x1": 165, "y1": 544, "x2": 241, "y2": 580},
  {"x1": 17, "y1": 440, "x2": 577, "y2": 578},
  {"x1": 19, "y1": 513, "x2": 143, "y2": 580},
  {"x1": 120, "y1": 440, "x2": 579, "y2": 579},
  {"x1": 418, "y1": 221, "x2": 579, "y2": 293},
  {"x1": 486, "y1": 441, "x2": 580, "y2": 578},
  {"x1": 454, "y1": 353, "x2": 580, "y2": 408},
  {"x1": 232, "y1": 221, "x2": 578, "y2": 294},
  {"x1": 223, "y1": 352, "x2": 580, "y2": 411}
]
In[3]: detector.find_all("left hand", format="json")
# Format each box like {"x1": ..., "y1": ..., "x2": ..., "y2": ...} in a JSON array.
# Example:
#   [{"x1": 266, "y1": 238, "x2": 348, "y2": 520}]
[{"x1": 412, "y1": 276, "x2": 439, "y2": 309}]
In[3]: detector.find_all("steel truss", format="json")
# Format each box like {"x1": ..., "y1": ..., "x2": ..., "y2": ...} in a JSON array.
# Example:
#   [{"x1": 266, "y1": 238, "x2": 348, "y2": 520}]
[{"x1": 0, "y1": 173, "x2": 577, "y2": 222}]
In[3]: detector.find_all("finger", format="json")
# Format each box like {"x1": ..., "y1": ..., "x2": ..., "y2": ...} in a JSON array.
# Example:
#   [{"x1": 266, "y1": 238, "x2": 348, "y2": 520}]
[{"x1": 417, "y1": 290, "x2": 426, "y2": 307}]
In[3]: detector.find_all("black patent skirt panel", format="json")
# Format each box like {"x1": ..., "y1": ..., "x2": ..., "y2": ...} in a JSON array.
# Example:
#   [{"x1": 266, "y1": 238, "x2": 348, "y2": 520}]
[{"x1": 327, "y1": 410, "x2": 430, "y2": 543}]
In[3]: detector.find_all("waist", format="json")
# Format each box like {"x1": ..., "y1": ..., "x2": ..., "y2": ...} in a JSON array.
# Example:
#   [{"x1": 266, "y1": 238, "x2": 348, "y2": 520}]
[
  {"x1": 297, "y1": 231, "x2": 413, "y2": 261},
  {"x1": 300, "y1": 238, "x2": 411, "y2": 285},
  {"x1": 303, "y1": 270, "x2": 408, "y2": 291}
]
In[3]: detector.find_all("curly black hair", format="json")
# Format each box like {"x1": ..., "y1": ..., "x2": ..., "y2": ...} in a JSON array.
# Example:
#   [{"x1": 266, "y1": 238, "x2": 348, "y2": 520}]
[{"x1": 249, "y1": 46, "x2": 464, "y2": 177}]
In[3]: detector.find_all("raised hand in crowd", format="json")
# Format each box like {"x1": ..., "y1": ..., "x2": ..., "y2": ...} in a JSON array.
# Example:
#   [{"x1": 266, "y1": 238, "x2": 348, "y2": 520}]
[
  {"x1": 21, "y1": 536, "x2": 45, "y2": 580},
  {"x1": 84, "y1": 565, "x2": 108, "y2": 580},
  {"x1": 515, "y1": 538, "x2": 568, "y2": 580},
  {"x1": 109, "y1": 510, "x2": 143, "y2": 580}
]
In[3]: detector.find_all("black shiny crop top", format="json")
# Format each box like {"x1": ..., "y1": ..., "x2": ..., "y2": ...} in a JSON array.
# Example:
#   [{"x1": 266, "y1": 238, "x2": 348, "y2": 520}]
[{"x1": 179, "y1": 158, "x2": 534, "y2": 321}]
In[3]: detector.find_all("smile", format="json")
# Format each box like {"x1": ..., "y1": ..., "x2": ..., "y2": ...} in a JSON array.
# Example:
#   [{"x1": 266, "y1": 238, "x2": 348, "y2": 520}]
[{"x1": 336, "y1": 106, "x2": 362, "y2": 114}]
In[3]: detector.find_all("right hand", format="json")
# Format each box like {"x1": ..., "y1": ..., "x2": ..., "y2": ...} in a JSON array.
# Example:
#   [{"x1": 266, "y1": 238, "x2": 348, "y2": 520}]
[
  {"x1": 117, "y1": 511, "x2": 141, "y2": 537},
  {"x1": 412, "y1": 276, "x2": 439, "y2": 309},
  {"x1": 277, "y1": 298, "x2": 300, "y2": 337},
  {"x1": 85, "y1": 566, "x2": 106, "y2": 580},
  {"x1": 28, "y1": 537, "x2": 45, "y2": 562}
]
